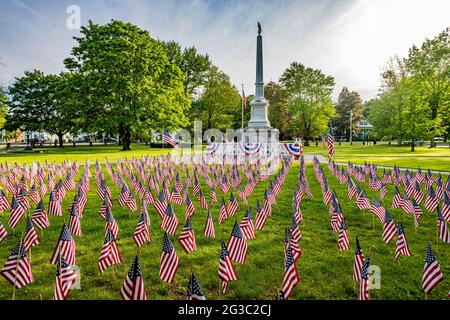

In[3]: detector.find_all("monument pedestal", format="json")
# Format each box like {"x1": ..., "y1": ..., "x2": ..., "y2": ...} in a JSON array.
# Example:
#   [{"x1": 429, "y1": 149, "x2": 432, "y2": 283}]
[{"x1": 248, "y1": 97, "x2": 271, "y2": 130}]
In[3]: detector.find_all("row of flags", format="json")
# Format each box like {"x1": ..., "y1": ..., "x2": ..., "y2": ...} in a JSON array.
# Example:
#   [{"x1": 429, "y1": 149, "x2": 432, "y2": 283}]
[
  {"x1": 317, "y1": 157, "x2": 448, "y2": 298},
  {"x1": 0, "y1": 152, "x2": 294, "y2": 300}
]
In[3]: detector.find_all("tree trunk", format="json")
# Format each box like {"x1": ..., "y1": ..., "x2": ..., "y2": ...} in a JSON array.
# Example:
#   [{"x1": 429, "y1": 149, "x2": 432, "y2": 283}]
[
  {"x1": 72, "y1": 140, "x2": 76, "y2": 148},
  {"x1": 57, "y1": 132, "x2": 64, "y2": 148},
  {"x1": 121, "y1": 126, "x2": 132, "y2": 151},
  {"x1": 410, "y1": 141, "x2": 415, "y2": 152},
  {"x1": 303, "y1": 137, "x2": 310, "y2": 146}
]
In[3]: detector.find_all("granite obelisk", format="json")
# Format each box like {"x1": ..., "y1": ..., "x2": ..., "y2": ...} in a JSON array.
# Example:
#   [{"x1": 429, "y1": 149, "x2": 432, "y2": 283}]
[{"x1": 247, "y1": 22, "x2": 271, "y2": 130}]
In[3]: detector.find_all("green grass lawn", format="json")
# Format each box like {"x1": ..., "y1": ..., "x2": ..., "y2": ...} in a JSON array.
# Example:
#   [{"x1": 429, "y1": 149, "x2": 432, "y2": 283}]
[{"x1": 0, "y1": 157, "x2": 448, "y2": 300}]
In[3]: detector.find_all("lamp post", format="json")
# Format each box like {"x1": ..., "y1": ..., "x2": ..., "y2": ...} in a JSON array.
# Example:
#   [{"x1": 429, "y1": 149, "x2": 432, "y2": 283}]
[{"x1": 349, "y1": 110, "x2": 353, "y2": 145}]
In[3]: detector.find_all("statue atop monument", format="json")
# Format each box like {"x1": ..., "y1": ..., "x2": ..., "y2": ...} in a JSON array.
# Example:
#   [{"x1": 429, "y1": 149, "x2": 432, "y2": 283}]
[{"x1": 257, "y1": 22, "x2": 262, "y2": 35}]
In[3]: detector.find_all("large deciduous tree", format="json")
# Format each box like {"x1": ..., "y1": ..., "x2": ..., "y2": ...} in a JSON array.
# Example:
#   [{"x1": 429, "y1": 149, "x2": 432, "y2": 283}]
[
  {"x1": 191, "y1": 66, "x2": 241, "y2": 130},
  {"x1": 0, "y1": 87, "x2": 8, "y2": 130},
  {"x1": 64, "y1": 20, "x2": 189, "y2": 150},
  {"x1": 159, "y1": 40, "x2": 211, "y2": 99},
  {"x1": 334, "y1": 87, "x2": 363, "y2": 141},
  {"x1": 264, "y1": 82, "x2": 289, "y2": 139},
  {"x1": 279, "y1": 62, "x2": 335, "y2": 145},
  {"x1": 405, "y1": 27, "x2": 450, "y2": 145},
  {"x1": 7, "y1": 70, "x2": 76, "y2": 147}
]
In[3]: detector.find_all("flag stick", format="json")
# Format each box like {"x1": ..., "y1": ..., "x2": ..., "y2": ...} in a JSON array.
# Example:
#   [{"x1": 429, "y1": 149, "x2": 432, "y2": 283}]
[
  {"x1": 12, "y1": 231, "x2": 24, "y2": 300},
  {"x1": 436, "y1": 224, "x2": 439, "y2": 256}
]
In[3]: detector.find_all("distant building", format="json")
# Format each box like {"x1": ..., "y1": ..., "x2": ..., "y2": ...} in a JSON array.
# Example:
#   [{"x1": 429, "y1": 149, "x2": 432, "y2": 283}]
[{"x1": 356, "y1": 118, "x2": 374, "y2": 141}]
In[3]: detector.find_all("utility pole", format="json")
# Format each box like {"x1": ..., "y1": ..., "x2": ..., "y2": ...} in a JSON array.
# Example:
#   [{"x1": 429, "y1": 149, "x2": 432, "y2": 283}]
[{"x1": 349, "y1": 109, "x2": 353, "y2": 145}]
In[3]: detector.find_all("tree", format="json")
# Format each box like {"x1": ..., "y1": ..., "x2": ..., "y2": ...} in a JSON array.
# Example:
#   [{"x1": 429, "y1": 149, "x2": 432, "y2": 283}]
[
  {"x1": 405, "y1": 27, "x2": 450, "y2": 145},
  {"x1": 334, "y1": 87, "x2": 363, "y2": 141},
  {"x1": 64, "y1": 20, "x2": 189, "y2": 150},
  {"x1": 190, "y1": 66, "x2": 241, "y2": 130},
  {"x1": 279, "y1": 62, "x2": 335, "y2": 145},
  {"x1": 0, "y1": 87, "x2": 8, "y2": 130},
  {"x1": 7, "y1": 70, "x2": 76, "y2": 147},
  {"x1": 264, "y1": 82, "x2": 289, "y2": 139},
  {"x1": 159, "y1": 40, "x2": 212, "y2": 99}
]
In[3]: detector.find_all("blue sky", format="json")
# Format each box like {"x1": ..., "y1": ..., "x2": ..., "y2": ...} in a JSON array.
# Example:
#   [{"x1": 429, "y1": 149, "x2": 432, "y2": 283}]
[{"x1": 0, "y1": 0, "x2": 449, "y2": 100}]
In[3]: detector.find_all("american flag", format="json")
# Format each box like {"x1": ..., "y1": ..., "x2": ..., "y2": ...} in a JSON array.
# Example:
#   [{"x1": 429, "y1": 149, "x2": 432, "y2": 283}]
[
  {"x1": 382, "y1": 211, "x2": 397, "y2": 244},
  {"x1": 347, "y1": 178, "x2": 357, "y2": 200},
  {"x1": 425, "y1": 187, "x2": 438, "y2": 212},
  {"x1": 281, "y1": 245, "x2": 299, "y2": 300},
  {"x1": 185, "y1": 195, "x2": 195, "y2": 220},
  {"x1": 227, "y1": 221, "x2": 248, "y2": 264},
  {"x1": 162, "y1": 203, "x2": 179, "y2": 236},
  {"x1": 0, "y1": 189, "x2": 10, "y2": 213},
  {"x1": 199, "y1": 189, "x2": 208, "y2": 210},
  {"x1": 210, "y1": 186, "x2": 217, "y2": 203},
  {"x1": 126, "y1": 191, "x2": 137, "y2": 212},
  {"x1": 395, "y1": 223, "x2": 411, "y2": 260},
  {"x1": 154, "y1": 191, "x2": 167, "y2": 219},
  {"x1": 358, "y1": 257, "x2": 370, "y2": 300},
  {"x1": 50, "y1": 224, "x2": 76, "y2": 266},
  {"x1": 54, "y1": 254, "x2": 77, "y2": 300},
  {"x1": 0, "y1": 221, "x2": 7, "y2": 242},
  {"x1": 240, "y1": 208, "x2": 255, "y2": 240},
  {"x1": 437, "y1": 207, "x2": 450, "y2": 243},
  {"x1": 48, "y1": 191, "x2": 62, "y2": 217},
  {"x1": 218, "y1": 197, "x2": 228, "y2": 225},
  {"x1": 186, "y1": 272, "x2": 205, "y2": 300},
  {"x1": 380, "y1": 183, "x2": 387, "y2": 201},
  {"x1": 28, "y1": 184, "x2": 39, "y2": 204},
  {"x1": 442, "y1": 192, "x2": 450, "y2": 221},
  {"x1": 338, "y1": 219, "x2": 349, "y2": 251},
  {"x1": 391, "y1": 187, "x2": 402, "y2": 209},
  {"x1": 227, "y1": 192, "x2": 239, "y2": 217},
  {"x1": 353, "y1": 237, "x2": 364, "y2": 282},
  {"x1": 121, "y1": 255, "x2": 146, "y2": 300},
  {"x1": 371, "y1": 198, "x2": 386, "y2": 223},
  {"x1": 255, "y1": 199, "x2": 267, "y2": 231},
  {"x1": 356, "y1": 190, "x2": 371, "y2": 210},
  {"x1": 400, "y1": 193, "x2": 414, "y2": 214},
  {"x1": 31, "y1": 200, "x2": 49, "y2": 230},
  {"x1": 218, "y1": 240, "x2": 238, "y2": 294},
  {"x1": 0, "y1": 241, "x2": 33, "y2": 288},
  {"x1": 8, "y1": 196, "x2": 25, "y2": 228},
  {"x1": 178, "y1": 218, "x2": 196, "y2": 254},
  {"x1": 98, "y1": 227, "x2": 122, "y2": 273},
  {"x1": 160, "y1": 232, "x2": 180, "y2": 283},
  {"x1": 204, "y1": 208, "x2": 215, "y2": 238},
  {"x1": 104, "y1": 206, "x2": 119, "y2": 239},
  {"x1": 68, "y1": 205, "x2": 82, "y2": 237},
  {"x1": 422, "y1": 241, "x2": 444, "y2": 294},
  {"x1": 413, "y1": 199, "x2": 423, "y2": 227},
  {"x1": 163, "y1": 129, "x2": 177, "y2": 148},
  {"x1": 134, "y1": 208, "x2": 151, "y2": 247},
  {"x1": 23, "y1": 216, "x2": 39, "y2": 251},
  {"x1": 238, "y1": 186, "x2": 247, "y2": 205},
  {"x1": 327, "y1": 125, "x2": 335, "y2": 158}
]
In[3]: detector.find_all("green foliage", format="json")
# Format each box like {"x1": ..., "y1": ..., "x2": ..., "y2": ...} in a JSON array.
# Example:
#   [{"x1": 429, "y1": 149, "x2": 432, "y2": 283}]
[
  {"x1": 64, "y1": 20, "x2": 190, "y2": 150},
  {"x1": 264, "y1": 82, "x2": 289, "y2": 138},
  {"x1": 279, "y1": 62, "x2": 335, "y2": 145},
  {"x1": 159, "y1": 40, "x2": 212, "y2": 99},
  {"x1": 0, "y1": 87, "x2": 8, "y2": 129},
  {"x1": 333, "y1": 87, "x2": 363, "y2": 140},
  {"x1": 190, "y1": 66, "x2": 241, "y2": 130},
  {"x1": 369, "y1": 28, "x2": 450, "y2": 147},
  {"x1": 7, "y1": 70, "x2": 76, "y2": 147}
]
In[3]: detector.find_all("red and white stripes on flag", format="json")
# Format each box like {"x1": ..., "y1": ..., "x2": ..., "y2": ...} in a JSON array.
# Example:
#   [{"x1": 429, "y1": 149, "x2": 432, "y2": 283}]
[
  {"x1": 0, "y1": 241, "x2": 34, "y2": 289},
  {"x1": 54, "y1": 255, "x2": 77, "y2": 300},
  {"x1": 160, "y1": 232, "x2": 180, "y2": 283},
  {"x1": 98, "y1": 227, "x2": 122, "y2": 273},
  {"x1": 227, "y1": 221, "x2": 248, "y2": 264},
  {"x1": 422, "y1": 242, "x2": 444, "y2": 295},
  {"x1": 121, "y1": 255, "x2": 146, "y2": 300},
  {"x1": 218, "y1": 240, "x2": 238, "y2": 294}
]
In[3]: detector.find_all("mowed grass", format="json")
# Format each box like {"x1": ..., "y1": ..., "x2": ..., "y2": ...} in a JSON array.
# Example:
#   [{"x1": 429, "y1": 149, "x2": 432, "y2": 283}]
[
  {"x1": 0, "y1": 157, "x2": 448, "y2": 300},
  {"x1": 303, "y1": 144, "x2": 450, "y2": 171},
  {"x1": 0, "y1": 144, "x2": 171, "y2": 164}
]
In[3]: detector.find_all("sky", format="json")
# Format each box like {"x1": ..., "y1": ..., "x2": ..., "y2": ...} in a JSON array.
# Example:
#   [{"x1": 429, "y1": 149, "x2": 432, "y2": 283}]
[{"x1": 0, "y1": 0, "x2": 449, "y2": 101}]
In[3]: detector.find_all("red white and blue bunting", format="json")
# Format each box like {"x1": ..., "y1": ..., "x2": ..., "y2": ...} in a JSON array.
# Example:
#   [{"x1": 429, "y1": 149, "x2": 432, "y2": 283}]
[
  {"x1": 284, "y1": 142, "x2": 302, "y2": 157},
  {"x1": 239, "y1": 143, "x2": 261, "y2": 155},
  {"x1": 205, "y1": 142, "x2": 220, "y2": 155}
]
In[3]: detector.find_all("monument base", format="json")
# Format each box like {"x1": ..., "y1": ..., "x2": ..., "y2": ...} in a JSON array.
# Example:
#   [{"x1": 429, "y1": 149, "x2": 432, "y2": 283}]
[{"x1": 247, "y1": 98, "x2": 271, "y2": 130}]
